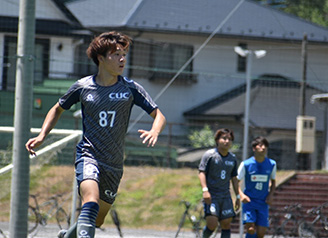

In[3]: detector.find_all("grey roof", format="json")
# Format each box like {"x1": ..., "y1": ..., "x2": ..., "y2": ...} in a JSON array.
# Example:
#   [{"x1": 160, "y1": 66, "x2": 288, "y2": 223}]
[
  {"x1": 183, "y1": 76, "x2": 326, "y2": 131},
  {"x1": 64, "y1": 0, "x2": 328, "y2": 43}
]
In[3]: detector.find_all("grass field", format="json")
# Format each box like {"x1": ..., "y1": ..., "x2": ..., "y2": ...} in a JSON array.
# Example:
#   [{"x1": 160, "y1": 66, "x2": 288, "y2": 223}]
[{"x1": 0, "y1": 165, "x2": 295, "y2": 231}]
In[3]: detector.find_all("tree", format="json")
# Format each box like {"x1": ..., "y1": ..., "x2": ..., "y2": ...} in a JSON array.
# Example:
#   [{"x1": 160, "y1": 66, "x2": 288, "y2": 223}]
[{"x1": 253, "y1": 0, "x2": 328, "y2": 27}]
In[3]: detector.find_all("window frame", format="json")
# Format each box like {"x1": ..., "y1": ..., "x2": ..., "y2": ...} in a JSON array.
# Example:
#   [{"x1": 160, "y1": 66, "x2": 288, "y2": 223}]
[
  {"x1": 2, "y1": 36, "x2": 49, "y2": 91},
  {"x1": 129, "y1": 40, "x2": 197, "y2": 84}
]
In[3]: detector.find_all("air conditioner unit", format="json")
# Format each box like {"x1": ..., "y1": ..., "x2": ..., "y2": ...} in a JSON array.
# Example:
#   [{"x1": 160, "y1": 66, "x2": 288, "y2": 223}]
[{"x1": 296, "y1": 116, "x2": 316, "y2": 153}]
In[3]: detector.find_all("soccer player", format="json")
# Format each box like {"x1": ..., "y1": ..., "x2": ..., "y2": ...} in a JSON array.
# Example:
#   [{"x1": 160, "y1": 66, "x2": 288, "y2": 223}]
[
  {"x1": 198, "y1": 128, "x2": 240, "y2": 238},
  {"x1": 237, "y1": 136, "x2": 276, "y2": 238},
  {"x1": 25, "y1": 31, "x2": 166, "y2": 238}
]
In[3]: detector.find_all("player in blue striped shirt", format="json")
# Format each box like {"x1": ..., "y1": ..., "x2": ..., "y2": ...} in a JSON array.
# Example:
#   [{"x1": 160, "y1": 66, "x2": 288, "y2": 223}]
[
  {"x1": 237, "y1": 137, "x2": 276, "y2": 238},
  {"x1": 26, "y1": 31, "x2": 166, "y2": 238}
]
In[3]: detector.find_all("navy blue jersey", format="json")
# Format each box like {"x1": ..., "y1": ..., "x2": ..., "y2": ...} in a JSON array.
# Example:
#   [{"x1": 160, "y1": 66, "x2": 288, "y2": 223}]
[
  {"x1": 59, "y1": 75, "x2": 158, "y2": 169},
  {"x1": 199, "y1": 148, "x2": 238, "y2": 199},
  {"x1": 237, "y1": 156, "x2": 276, "y2": 203}
]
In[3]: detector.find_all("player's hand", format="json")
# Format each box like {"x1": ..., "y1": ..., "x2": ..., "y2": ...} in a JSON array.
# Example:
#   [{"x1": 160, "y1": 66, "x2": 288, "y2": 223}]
[
  {"x1": 25, "y1": 136, "x2": 44, "y2": 156},
  {"x1": 203, "y1": 191, "x2": 211, "y2": 205},
  {"x1": 138, "y1": 129, "x2": 159, "y2": 147},
  {"x1": 241, "y1": 194, "x2": 251, "y2": 204}
]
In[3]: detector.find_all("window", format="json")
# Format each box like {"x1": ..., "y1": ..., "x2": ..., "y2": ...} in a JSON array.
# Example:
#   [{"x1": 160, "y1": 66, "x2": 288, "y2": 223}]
[
  {"x1": 129, "y1": 41, "x2": 197, "y2": 84},
  {"x1": 73, "y1": 43, "x2": 97, "y2": 78},
  {"x1": 237, "y1": 43, "x2": 247, "y2": 73},
  {"x1": 2, "y1": 36, "x2": 49, "y2": 91}
]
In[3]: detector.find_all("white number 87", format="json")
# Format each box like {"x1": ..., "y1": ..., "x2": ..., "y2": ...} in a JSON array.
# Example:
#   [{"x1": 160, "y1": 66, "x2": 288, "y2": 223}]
[{"x1": 99, "y1": 111, "x2": 116, "y2": 127}]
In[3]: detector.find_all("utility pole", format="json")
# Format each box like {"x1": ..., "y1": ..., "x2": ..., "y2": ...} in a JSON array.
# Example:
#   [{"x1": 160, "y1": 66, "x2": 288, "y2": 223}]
[
  {"x1": 300, "y1": 33, "x2": 307, "y2": 117},
  {"x1": 9, "y1": 0, "x2": 36, "y2": 237},
  {"x1": 297, "y1": 33, "x2": 309, "y2": 170}
]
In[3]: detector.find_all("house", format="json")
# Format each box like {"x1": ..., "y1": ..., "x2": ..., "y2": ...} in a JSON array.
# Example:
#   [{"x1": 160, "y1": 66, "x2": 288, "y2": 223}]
[{"x1": 1, "y1": 0, "x2": 328, "y2": 169}]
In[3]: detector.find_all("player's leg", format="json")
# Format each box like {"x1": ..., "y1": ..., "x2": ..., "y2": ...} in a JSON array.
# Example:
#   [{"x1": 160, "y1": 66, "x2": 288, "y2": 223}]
[
  {"x1": 202, "y1": 201, "x2": 219, "y2": 238},
  {"x1": 59, "y1": 158, "x2": 100, "y2": 238},
  {"x1": 255, "y1": 226, "x2": 267, "y2": 238},
  {"x1": 220, "y1": 218, "x2": 233, "y2": 238},
  {"x1": 203, "y1": 215, "x2": 218, "y2": 237},
  {"x1": 219, "y1": 197, "x2": 235, "y2": 238},
  {"x1": 242, "y1": 202, "x2": 257, "y2": 238},
  {"x1": 95, "y1": 199, "x2": 111, "y2": 227},
  {"x1": 74, "y1": 158, "x2": 101, "y2": 238},
  {"x1": 77, "y1": 179, "x2": 100, "y2": 238},
  {"x1": 254, "y1": 204, "x2": 269, "y2": 238},
  {"x1": 96, "y1": 164, "x2": 123, "y2": 228},
  {"x1": 245, "y1": 223, "x2": 257, "y2": 238}
]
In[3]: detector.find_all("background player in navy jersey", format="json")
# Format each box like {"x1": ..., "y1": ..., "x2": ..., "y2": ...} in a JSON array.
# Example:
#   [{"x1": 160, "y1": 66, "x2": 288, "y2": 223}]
[
  {"x1": 237, "y1": 136, "x2": 276, "y2": 238},
  {"x1": 25, "y1": 31, "x2": 166, "y2": 238},
  {"x1": 198, "y1": 128, "x2": 240, "y2": 238}
]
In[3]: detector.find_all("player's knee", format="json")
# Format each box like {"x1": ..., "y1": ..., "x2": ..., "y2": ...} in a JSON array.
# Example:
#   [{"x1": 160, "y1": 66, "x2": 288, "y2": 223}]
[
  {"x1": 206, "y1": 216, "x2": 218, "y2": 230},
  {"x1": 220, "y1": 217, "x2": 232, "y2": 229},
  {"x1": 246, "y1": 226, "x2": 256, "y2": 235}
]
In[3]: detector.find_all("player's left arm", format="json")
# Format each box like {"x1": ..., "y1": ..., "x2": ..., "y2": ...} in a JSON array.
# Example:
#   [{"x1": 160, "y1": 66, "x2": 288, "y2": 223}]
[
  {"x1": 231, "y1": 176, "x2": 240, "y2": 210},
  {"x1": 266, "y1": 163, "x2": 277, "y2": 205},
  {"x1": 138, "y1": 108, "x2": 166, "y2": 147}
]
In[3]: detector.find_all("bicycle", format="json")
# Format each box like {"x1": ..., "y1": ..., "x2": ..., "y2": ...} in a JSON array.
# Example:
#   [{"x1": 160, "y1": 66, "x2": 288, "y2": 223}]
[
  {"x1": 0, "y1": 229, "x2": 7, "y2": 238},
  {"x1": 270, "y1": 203, "x2": 304, "y2": 238},
  {"x1": 28, "y1": 193, "x2": 70, "y2": 234},
  {"x1": 110, "y1": 207, "x2": 123, "y2": 237},
  {"x1": 298, "y1": 201, "x2": 328, "y2": 238},
  {"x1": 175, "y1": 200, "x2": 218, "y2": 238}
]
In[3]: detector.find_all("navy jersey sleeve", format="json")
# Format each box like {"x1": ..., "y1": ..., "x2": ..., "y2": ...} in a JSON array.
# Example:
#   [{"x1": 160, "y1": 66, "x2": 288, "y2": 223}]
[
  {"x1": 231, "y1": 161, "x2": 238, "y2": 177},
  {"x1": 58, "y1": 80, "x2": 83, "y2": 110},
  {"x1": 199, "y1": 149, "x2": 214, "y2": 172},
  {"x1": 230, "y1": 152, "x2": 238, "y2": 177},
  {"x1": 128, "y1": 80, "x2": 158, "y2": 114}
]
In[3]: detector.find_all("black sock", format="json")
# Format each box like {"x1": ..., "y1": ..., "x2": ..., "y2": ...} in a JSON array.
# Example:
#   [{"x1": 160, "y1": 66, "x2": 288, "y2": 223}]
[
  {"x1": 221, "y1": 229, "x2": 231, "y2": 238},
  {"x1": 203, "y1": 226, "x2": 214, "y2": 238}
]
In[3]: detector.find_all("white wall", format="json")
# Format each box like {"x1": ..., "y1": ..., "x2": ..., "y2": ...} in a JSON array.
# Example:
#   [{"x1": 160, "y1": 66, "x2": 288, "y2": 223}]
[
  {"x1": 49, "y1": 37, "x2": 74, "y2": 78},
  {"x1": 128, "y1": 33, "x2": 328, "y2": 129}
]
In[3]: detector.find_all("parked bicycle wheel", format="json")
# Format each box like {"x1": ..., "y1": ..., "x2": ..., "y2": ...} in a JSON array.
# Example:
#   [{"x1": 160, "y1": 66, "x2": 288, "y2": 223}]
[
  {"x1": 175, "y1": 201, "x2": 205, "y2": 238},
  {"x1": 175, "y1": 210, "x2": 189, "y2": 238},
  {"x1": 56, "y1": 207, "x2": 70, "y2": 230},
  {"x1": 28, "y1": 206, "x2": 38, "y2": 234},
  {"x1": 298, "y1": 221, "x2": 318, "y2": 238},
  {"x1": 110, "y1": 209, "x2": 123, "y2": 237}
]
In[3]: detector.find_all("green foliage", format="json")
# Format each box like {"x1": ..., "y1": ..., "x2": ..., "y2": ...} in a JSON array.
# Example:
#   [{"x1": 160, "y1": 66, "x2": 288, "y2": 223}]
[
  {"x1": 188, "y1": 124, "x2": 215, "y2": 148},
  {"x1": 253, "y1": 0, "x2": 328, "y2": 27},
  {"x1": 283, "y1": 0, "x2": 328, "y2": 27}
]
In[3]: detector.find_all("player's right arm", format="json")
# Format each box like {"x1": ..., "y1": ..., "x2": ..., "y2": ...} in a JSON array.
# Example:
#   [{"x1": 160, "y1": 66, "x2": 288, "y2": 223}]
[
  {"x1": 25, "y1": 102, "x2": 65, "y2": 155},
  {"x1": 198, "y1": 171, "x2": 211, "y2": 204},
  {"x1": 237, "y1": 161, "x2": 251, "y2": 203}
]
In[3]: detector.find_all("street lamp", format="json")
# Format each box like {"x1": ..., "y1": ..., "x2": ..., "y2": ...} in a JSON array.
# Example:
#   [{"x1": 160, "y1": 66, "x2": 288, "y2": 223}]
[
  {"x1": 234, "y1": 46, "x2": 267, "y2": 161},
  {"x1": 234, "y1": 46, "x2": 266, "y2": 238}
]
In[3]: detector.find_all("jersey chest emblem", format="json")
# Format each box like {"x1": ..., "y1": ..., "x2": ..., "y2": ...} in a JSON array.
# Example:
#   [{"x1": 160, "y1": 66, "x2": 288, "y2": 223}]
[
  {"x1": 251, "y1": 174, "x2": 268, "y2": 182},
  {"x1": 86, "y1": 94, "x2": 94, "y2": 102},
  {"x1": 109, "y1": 92, "x2": 130, "y2": 101}
]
